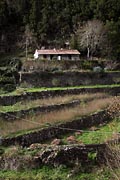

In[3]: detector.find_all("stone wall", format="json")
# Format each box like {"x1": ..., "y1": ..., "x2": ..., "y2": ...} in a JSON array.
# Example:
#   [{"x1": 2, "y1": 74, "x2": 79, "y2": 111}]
[
  {"x1": 2, "y1": 110, "x2": 112, "y2": 147},
  {"x1": 33, "y1": 143, "x2": 108, "y2": 167},
  {"x1": 22, "y1": 60, "x2": 101, "y2": 72},
  {"x1": 1, "y1": 109, "x2": 119, "y2": 170},
  {"x1": 0, "y1": 143, "x2": 107, "y2": 170},
  {"x1": 0, "y1": 100, "x2": 80, "y2": 120},
  {"x1": 0, "y1": 86, "x2": 120, "y2": 106},
  {"x1": 22, "y1": 60, "x2": 120, "y2": 72},
  {"x1": 20, "y1": 71, "x2": 120, "y2": 87}
]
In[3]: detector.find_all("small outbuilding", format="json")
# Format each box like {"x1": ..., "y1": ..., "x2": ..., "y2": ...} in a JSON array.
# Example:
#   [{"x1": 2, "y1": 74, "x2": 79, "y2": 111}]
[{"x1": 34, "y1": 49, "x2": 80, "y2": 60}]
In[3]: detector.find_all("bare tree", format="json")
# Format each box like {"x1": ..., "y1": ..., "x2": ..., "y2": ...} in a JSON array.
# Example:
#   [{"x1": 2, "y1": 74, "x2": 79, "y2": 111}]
[
  {"x1": 24, "y1": 25, "x2": 33, "y2": 60},
  {"x1": 77, "y1": 20, "x2": 107, "y2": 59},
  {"x1": 23, "y1": 25, "x2": 37, "y2": 60}
]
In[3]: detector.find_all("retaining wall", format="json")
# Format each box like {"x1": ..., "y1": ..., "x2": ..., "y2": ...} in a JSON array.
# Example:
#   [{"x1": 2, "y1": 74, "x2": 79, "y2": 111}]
[
  {"x1": 2, "y1": 110, "x2": 112, "y2": 147},
  {"x1": 1, "y1": 109, "x2": 119, "y2": 170},
  {"x1": 0, "y1": 86, "x2": 120, "y2": 106},
  {"x1": 0, "y1": 143, "x2": 108, "y2": 170},
  {"x1": 33, "y1": 143, "x2": 108, "y2": 167},
  {"x1": 20, "y1": 71, "x2": 120, "y2": 87},
  {"x1": 0, "y1": 100, "x2": 80, "y2": 120}
]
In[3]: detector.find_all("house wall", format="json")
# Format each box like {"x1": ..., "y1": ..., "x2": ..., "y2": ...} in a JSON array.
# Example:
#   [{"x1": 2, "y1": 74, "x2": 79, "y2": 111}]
[
  {"x1": 46, "y1": 55, "x2": 51, "y2": 60},
  {"x1": 38, "y1": 55, "x2": 44, "y2": 59},
  {"x1": 38, "y1": 54, "x2": 80, "y2": 60},
  {"x1": 71, "y1": 55, "x2": 80, "y2": 60},
  {"x1": 61, "y1": 55, "x2": 80, "y2": 60},
  {"x1": 61, "y1": 55, "x2": 69, "y2": 60}
]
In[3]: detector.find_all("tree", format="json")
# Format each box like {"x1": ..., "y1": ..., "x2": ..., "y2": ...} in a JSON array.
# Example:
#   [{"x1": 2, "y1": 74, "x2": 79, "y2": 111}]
[
  {"x1": 77, "y1": 19, "x2": 107, "y2": 58},
  {"x1": 70, "y1": 34, "x2": 78, "y2": 49},
  {"x1": 24, "y1": 25, "x2": 36, "y2": 59},
  {"x1": 106, "y1": 20, "x2": 120, "y2": 60}
]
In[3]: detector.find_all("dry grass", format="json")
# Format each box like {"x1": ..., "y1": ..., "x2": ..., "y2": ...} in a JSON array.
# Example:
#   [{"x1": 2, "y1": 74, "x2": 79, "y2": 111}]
[
  {"x1": 29, "y1": 92, "x2": 109, "y2": 105},
  {"x1": 104, "y1": 143, "x2": 120, "y2": 180},
  {"x1": 0, "y1": 92, "x2": 109, "y2": 112},
  {"x1": 1, "y1": 95, "x2": 119, "y2": 137}
]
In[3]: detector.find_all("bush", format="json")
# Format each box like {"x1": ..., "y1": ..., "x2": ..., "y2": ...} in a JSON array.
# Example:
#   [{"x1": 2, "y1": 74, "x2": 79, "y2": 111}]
[
  {"x1": 93, "y1": 66, "x2": 103, "y2": 73},
  {"x1": 82, "y1": 61, "x2": 93, "y2": 70},
  {"x1": 0, "y1": 148, "x2": 4, "y2": 155},
  {"x1": 52, "y1": 78, "x2": 60, "y2": 86},
  {"x1": 0, "y1": 58, "x2": 22, "y2": 93},
  {"x1": 3, "y1": 84, "x2": 16, "y2": 92},
  {"x1": 51, "y1": 67, "x2": 60, "y2": 72},
  {"x1": 0, "y1": 76, "x2": 15, "y2": 84}
]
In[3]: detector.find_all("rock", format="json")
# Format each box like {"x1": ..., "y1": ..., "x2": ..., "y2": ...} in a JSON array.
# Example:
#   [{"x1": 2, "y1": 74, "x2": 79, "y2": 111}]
[
  {"x1": 29, "y1": 143, "x2": 42, "y2": 150},
  {"x1": 89, "y1": 126, "x2": 99, "y2": 131},
  {"x1": 66, "y1": 136, "x2": 78, "y2": 144},
  {"x1": 78, "y1": 140, "x2": 84, "y2": 145},
  {"x1": 75, "y1": 131, "x2": 83, "y2": 136},
  {"x1": 51, "y1": 138, "x2": 62, "y2": 145}
]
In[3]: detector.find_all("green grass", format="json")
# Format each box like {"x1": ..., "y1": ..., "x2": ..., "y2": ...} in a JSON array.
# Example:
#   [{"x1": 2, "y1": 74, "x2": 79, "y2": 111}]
[
  {"x1": 0, "y1": 165, "x2": 118, "y2": 180},
  {"x1": 0, "y1": 101, "x2": 41, "y2": 113},
  {"x1": 61, "y1": 117, "x2": 120, "y2": 145},
  {"x1": 26, "y1": 84, "x2": 120, "y2": 92},
  {"x1": 0, "y1": 84, "x2": 120, "y2": 96}
]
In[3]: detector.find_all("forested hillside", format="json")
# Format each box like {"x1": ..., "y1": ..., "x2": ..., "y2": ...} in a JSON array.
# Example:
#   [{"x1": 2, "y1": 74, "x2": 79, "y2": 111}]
[{"x1": 0, "y1": 0, "x2": 120, "y2": 59}]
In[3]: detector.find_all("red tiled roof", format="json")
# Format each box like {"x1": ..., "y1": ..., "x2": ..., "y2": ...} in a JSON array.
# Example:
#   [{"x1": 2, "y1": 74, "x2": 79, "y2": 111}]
[{"x1": 36, "y1": 49, "x2": 80, "y2": 55}]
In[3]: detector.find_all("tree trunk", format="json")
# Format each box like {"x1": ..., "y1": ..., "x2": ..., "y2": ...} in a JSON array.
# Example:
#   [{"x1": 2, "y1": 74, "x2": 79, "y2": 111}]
[{"x1": 87, "y1": 47, "x2": 90, "y2": 59}]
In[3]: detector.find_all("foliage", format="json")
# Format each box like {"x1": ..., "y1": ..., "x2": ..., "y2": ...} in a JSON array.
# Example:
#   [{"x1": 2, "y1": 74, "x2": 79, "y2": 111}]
[
  {"x1": 0, "y1": 0, "x2": 120, "y2": 59},
  {"x1": 0, "y1": 58, "x2": 22, "y2": 92},
  {"x1": 93, "y1": 66, "x2": 103, "y2": 73},
  {"x1": 106, "y1": 20, "x2": 120, "y2": 59},
  {"x1": 0, "y1": 165, "x2": 118, "y2": 180},
  {"x1": 76, "y1": 20, "x2": 107, "y2": 58}
]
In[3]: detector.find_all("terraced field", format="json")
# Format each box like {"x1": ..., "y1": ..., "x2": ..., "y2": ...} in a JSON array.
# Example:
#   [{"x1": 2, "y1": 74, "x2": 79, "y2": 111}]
[
  {"x1": 0, "y1": 92, "x2": 118, "y2": 137},
  {"x1": 0, "y1": 85, "x2": 120, "y2": 180}
]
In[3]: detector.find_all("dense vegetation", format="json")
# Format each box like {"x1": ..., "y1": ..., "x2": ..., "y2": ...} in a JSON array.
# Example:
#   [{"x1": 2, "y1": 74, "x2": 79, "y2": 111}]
[
  {"x1": 0, "y1": 58, "x2": 22, "y2": 92},
  {"x1": 0, "y1": 165, "x2": 118, "y2": 180},
  {"x1": 0, "y1": 0, "x2": 120, "y2": 59}
]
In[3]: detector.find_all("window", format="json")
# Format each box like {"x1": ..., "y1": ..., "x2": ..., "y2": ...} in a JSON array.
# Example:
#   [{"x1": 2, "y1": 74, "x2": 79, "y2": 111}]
[
  {"x1": 43, "y1": 55, "x2": 47, "y2": 58},
  {"x1": 69, "y1": 55, "x2": 71, "y2": 60}
]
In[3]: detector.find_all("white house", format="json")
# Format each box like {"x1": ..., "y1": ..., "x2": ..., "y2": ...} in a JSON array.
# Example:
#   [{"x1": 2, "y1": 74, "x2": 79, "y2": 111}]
[{"x1": 34, "y1": 49, "x2": 80, "y2": 60}]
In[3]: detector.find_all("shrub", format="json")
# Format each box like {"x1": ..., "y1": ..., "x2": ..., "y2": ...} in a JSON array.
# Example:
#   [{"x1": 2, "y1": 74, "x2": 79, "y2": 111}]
[
  {"x1": 82, "y1": 61, "x2": 93, "y2": 70},
  {"x1": 51, "y1": 67, "x2": 60, "y2": 72},
  {"x1": 0, "y1": 148, "x2": 4, "y2": 155},
  {"x1": 0, "y1": 76, "x2": 15, "y2": 84},
  {"x1": 52, "y1": 78, "x2": 60, "y2": 86},
  {"x1": 4, "y1": 84, "x2": 16, "y2": 92},
  {"x1": 93, "y1": 66, "x2": 103, "y2": 73}
]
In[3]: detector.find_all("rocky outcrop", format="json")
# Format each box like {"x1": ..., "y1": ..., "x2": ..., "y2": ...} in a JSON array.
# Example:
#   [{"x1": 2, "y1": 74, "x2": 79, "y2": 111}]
[{"x1": 0, "y1": 143, "x2": 117, "y2": 170}]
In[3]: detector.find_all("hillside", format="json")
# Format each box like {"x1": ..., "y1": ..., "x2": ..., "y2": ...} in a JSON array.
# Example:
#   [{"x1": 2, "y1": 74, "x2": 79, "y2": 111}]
[
  {"x1": 0, "y1": 0, "x2": 120, "y2": 59},
  {"x1": 0, "y1": 2, "x2": 120, "y2": 179}
]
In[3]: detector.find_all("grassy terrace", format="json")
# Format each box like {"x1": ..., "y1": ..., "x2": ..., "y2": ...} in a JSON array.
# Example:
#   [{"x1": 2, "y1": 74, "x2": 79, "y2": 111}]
[
  {"x1": 0, "y1": 84, "x2": 120, "y2": 96},
  {"x1": 1, "y1": 95, "x2": 119, "y2": 138},
  {"x1": 57, "y1": 117, "x2": 120, "y2": 145},
  {"x1": 0, "y1": 165, "x2": 119, "y2": 180},
  {"x1": 0, "y1": 93, "x2": 109, "y2": 113}
]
